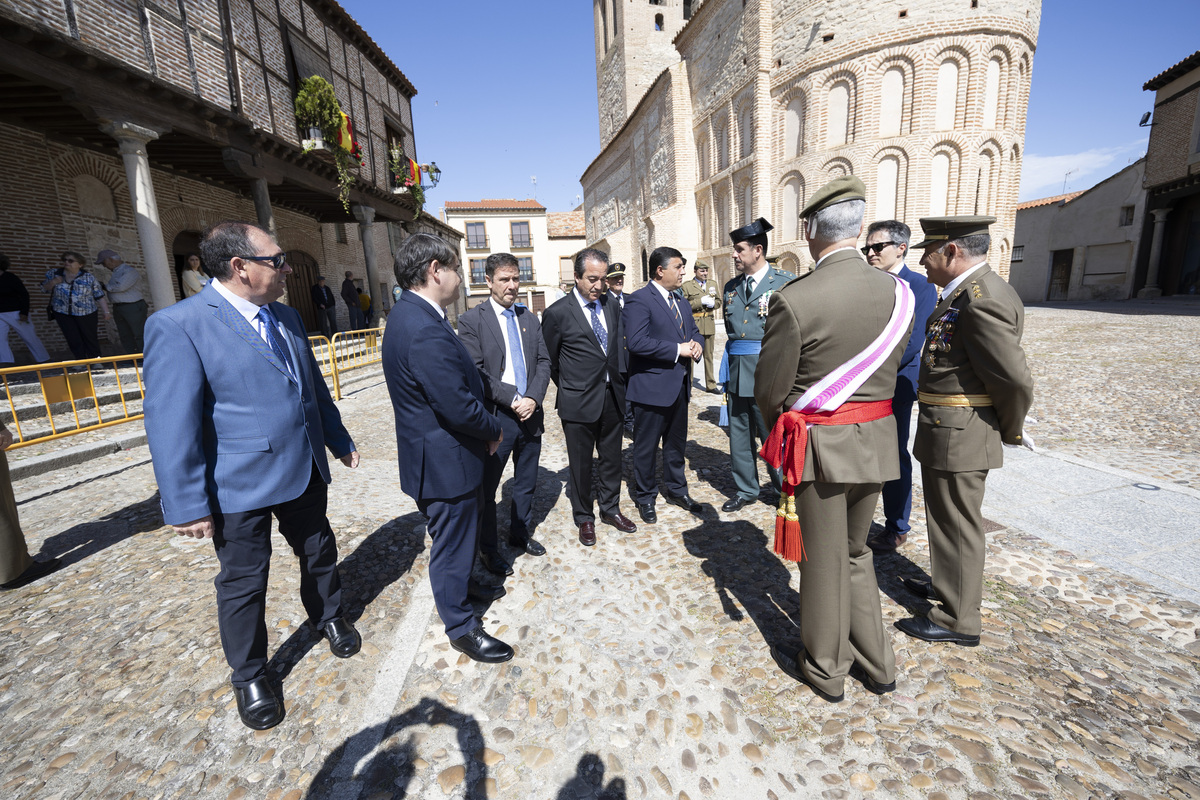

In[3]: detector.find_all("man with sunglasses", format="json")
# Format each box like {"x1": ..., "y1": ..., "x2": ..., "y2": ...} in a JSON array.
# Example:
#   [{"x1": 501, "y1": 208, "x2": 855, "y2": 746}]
[
  {"x1": 144, "y1": 221, "x2": 361, "y2": 731},
  {"x1": 861, "y1": 222, "x2": 938, "y2": 554}
]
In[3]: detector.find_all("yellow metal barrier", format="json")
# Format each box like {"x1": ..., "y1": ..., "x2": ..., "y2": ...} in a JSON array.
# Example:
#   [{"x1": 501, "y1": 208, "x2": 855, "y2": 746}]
[
  {"x1": 307, "y1": 325, "x2": 384, "y2": 400},
  {"x1": 0, "y1": 355, "x2": 145, "y2": 449}
]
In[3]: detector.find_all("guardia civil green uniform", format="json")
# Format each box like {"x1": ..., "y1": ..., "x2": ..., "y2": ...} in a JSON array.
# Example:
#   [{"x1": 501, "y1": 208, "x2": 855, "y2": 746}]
[
  {"x1": 755, "y1": 177, "x2": 909, "y2": 699},
  {"x1": 899, "y1": 216, "x2": 1034, "y2": 643},
  {"x1": 723, "y1": 219, "x2": 791, "y2": 503},
  {"x1": 680, "y1": 264, "x2": 719, "y2": 389}
]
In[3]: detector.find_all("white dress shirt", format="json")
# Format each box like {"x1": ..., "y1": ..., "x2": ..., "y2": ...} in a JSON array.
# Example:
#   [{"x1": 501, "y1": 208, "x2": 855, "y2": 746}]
[
  {"x1": 650, "y1": 281, "x2": 685, "y2": 362},
  {"x1": 212, "y1": 278, "x2": 298, "y2": 383}
]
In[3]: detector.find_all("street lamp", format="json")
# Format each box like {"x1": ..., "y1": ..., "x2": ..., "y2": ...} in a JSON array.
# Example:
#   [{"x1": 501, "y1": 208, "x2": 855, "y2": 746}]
[{"x1": 421, "y1": 162, "x2": 441, "y2": 187}]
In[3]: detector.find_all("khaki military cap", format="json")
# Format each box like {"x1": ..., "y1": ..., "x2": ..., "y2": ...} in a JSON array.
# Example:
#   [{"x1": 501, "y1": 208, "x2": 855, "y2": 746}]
[
  {"x1": 729, "y1": 217, "x2": 774, "y2": 244},
  {"x1": 913, "y1": 216, "x2": 997, "y2": 248},
  {"x1": 800, "y1": 175, "x2": 866, "y2": 218}
]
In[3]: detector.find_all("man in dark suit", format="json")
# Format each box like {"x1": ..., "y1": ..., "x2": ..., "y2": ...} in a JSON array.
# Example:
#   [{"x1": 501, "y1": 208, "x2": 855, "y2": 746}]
[
  {"x1": 624, "y1": 246, "x2": 705, "y2": 523},
  {"x1": 541, "y1": 248, "x2": 638, "y2": 546},
  {"x1": 341, "y1": 271, "x2": 364, "y2": 330},
  {"x1": 458, "y1": 253, "x2": 552, "y2": 576},
  {"x1": 382, "y1": 233, "x2": 512, "y2": 664},
  {"x1": 144, "y1": 221, "x2": 361, "y2": 731},
  {"x1": 311, "y1": 276, "x2": 337, "y2": 338},
  {"x1": 604, "y1": 262, "x2": 634, "y2": 432},
  {"x1": 862, "y1": 220, "x2": 939, "y2": 553}
]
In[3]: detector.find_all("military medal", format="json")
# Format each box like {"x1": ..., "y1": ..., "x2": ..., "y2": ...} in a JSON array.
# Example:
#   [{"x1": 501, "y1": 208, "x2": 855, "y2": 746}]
[
  {"x1": 758, "y1": 290, "x2": 773, "y2": 317},
  {"x1": 924, "y1": 307, "x2": 958, "y2": 367}
]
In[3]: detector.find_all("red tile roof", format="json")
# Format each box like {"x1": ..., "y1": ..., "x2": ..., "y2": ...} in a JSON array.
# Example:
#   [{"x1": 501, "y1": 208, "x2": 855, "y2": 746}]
[
  {"x1": 1016, "y1": 191, "x2": 1085, "y2": 211},
  {"x1": 1145, "y1": 50, "x2": 1200, "y2": 91},
  {"x1": 444, "y1": 199, "x2": 546, "y2": 212},
  {"x1": 547, "y1": 211, "x2": 586, "y2": 238}
]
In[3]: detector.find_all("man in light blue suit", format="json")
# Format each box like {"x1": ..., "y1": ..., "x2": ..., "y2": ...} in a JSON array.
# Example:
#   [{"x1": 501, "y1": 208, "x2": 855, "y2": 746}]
[{"x1": 144, "y1": 221, "x2": 361, "y2": 731}]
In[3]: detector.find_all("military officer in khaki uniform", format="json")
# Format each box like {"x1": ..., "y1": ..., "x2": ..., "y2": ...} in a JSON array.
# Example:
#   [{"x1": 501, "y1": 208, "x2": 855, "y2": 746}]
[
  {"x1": 721, "y1": 219, "x2": 791, "y2": 512},
  {"x1": 895, "y1": 216, "x2": 1034, "y2": 647},
  {"x1": 755, "y1": 177, "x2": 910, "y2": 702},
  {"x1": 680, "y1": 262, "x2": 720, "y2": 391}
]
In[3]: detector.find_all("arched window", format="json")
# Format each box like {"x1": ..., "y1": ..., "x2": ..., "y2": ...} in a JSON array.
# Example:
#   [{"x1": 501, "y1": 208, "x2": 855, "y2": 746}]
[
  {"x1": 976, "y1": 148, "x2": 998, "y2": 215},
  {"x1": 876, "y1": 156, "x2": 899, "y2": 221},
  {"x1": 716, "y1": 119, "x2": 730, "y2": 171},
  {"x1": 784, "y1": 97, "x2": 805, "y2": 158},
  {"x1": 930, "y1": 152, "x2": 951, "y2": 216},
  {"x1": 699, "y1": 201, "x2": 711, "y2": 248},
  {"x1": 739, "y1": 106, "x2": 753, "y2": 159},
  {"x1": 934, "y1": 60, "x2": 959, "y2": 131},
  {"x1": 983, "y1": 58, "x2": 1001, "y2": 129},
  {"x1": 655, "y1": 13, "x2": 664, "y2": 30},
  {"x1": 714, "y1": 190, "x2": 727, "y2": 243},
  {"x1": 741, "y1": 183, "x2": 753, "y2": 224},
  {"x1": 781, "y1": 176, "x2": 803, "y2": 241},
  {"x1": 879, "y1": 68, "x2": 904, "y2": 137},
  {"x1": 697, "y1": 134, "x2": 710, "y2": 181},
  {"x1": 827, "y1": 82, "x2": 850, "y2": 147}
]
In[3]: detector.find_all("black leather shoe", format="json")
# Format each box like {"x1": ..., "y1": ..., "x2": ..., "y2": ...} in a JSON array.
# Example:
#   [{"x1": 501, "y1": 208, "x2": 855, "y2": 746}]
[
  {"x1": 900, "y1": 576, "x2": 938, "y2": 600},
  {"x1": 233, "y1": 677, "x2": 284, "y2": 730},
  {"x1": 599, "y1": 512, "x2": 637, "y2": 533},
  {"x1": 450, "y1": 625, "x2": 514, "y2": 663},
  {"x1": 318, "y1": 617, "x2": 361, "y2": 658},
  {"x1": 895, "y1": 616, "x2": 979, "y2": 647},
  {"x1": 769, "y1": 645, "x2": 843, "y2": 703},
  {"x1": 849, "y1": 663, "x2": 896, "y2": 695},
  {"x1": 509, "y1": 537, "x2": 547, "y2": 556},
  {"x1": 467, "y1": 581, "x2": 506, "y2": 602},
  {"x1": 721, "y1": 496, "x2": 752, "y2": 513},
  {"x1": 480, "y1": 552, "x2": 514, "y2": 576},
  {"x1": 637, "y1": 503, "x2": 657, "y2": 523},
  {"x1": 868, "y1": 529, "x2": 908, "y2": 553},
  {"x1": 665, "y1": 494, "x2": 703, "y2": 514},
  {"x1": 0, "y1": 557, "x2": 62, "y2": 590}
]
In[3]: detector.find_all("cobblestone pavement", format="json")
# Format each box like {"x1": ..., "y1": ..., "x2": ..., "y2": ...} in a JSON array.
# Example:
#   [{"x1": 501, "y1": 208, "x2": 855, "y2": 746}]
[{"x1": 3, "y1": 309, "x2": 1200, "y2": 800}]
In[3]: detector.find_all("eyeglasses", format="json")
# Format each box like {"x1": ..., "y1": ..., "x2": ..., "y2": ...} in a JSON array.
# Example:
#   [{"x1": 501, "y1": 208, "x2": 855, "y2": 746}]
[
  {"x1": 239, "y1": 254, "x2": 288, "y2": 270},
  {"x1": 860, "y1": 241, "x2": 901, "y2": 255}
]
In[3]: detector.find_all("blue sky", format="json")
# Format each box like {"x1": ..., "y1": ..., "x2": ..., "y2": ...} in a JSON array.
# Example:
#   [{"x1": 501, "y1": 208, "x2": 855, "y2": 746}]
[{"x1": 340, "y1": 0, "x2": 1200, "y2": 211}]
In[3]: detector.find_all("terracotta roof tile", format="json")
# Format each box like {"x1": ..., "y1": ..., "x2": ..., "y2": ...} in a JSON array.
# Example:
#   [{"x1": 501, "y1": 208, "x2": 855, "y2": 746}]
[
  {"x1": 547, "y1": 211, "x2": 586, "y2": 238},
  {"x1": 1016, "y1": 191, "x2": 1085, "y2": 211},
  {"x1": 444, "y1": 199, "x2": 546, "y2": 212},
  {"x1": 1145, "y1": 50, "x2": 1200, "y2": 91}
]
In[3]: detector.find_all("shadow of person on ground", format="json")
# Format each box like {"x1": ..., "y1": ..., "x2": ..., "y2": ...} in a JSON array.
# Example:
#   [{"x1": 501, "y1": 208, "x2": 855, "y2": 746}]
[
  {"x1": 555, "y1": 753, "x2": 627, "y2": 799},
  {"x1": 304, "y1": 697, "x2": 487, "y2": 800},
  {"x1": 268, "y1": 511, "x2": 428, "y2": 683},
  {"x1": 681, "y1": 518, "x2": 802, "y2": 651},
  {"x1": 871, "y1": 538, "x2": 935, "y2": 616},
  {"x1": 29, "y1": 491, "x2": 163, "y2": 569},
  {"x1": 683, "y1": 438, "x2": 749, "y2": 503}
]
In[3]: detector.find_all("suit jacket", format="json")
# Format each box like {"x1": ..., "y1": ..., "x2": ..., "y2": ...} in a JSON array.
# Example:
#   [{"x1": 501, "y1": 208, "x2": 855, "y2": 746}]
[
  {"x1": 680, "y1": 278, "x2": 718, "y2": 336},
  {"x1": 913, "y1": 264, "x2": 1034, "y2": 473},
  {"x1": 143, "y1": 283, "x2": 355, "y2": 525},
  {"x1": 755, "y1": 249, "x2": 910, "y2": 484},
  {"x1": 341, "y1": 278, "x2": 358, "y2": 307},
  {"x1": 311, "y1": 283, "x2": 335, "y2": 309},
  {"x1": 541, "y1": 291, "x2": 625, "y2": 424},
  {"x1": 624, "y1": 284, "x2": 704, "y2": 406},
  {"x1": 457, "y1": 300, "x2": 552, "y2": 436},
  {"x1": 383, "y1": 291, "x2": 502, "y2": 501},
  {"x1": 721, "y1": 265, "x2": 795, "y2": 397},
  {"x1": 894, "y1": 264, "x2": 939, "y2": 394}
]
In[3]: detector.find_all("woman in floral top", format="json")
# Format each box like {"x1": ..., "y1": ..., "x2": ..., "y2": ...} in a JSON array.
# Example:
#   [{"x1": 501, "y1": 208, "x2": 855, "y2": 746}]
[{"x1": 41, "y1": 251, "x2": 111, "y2": 361}]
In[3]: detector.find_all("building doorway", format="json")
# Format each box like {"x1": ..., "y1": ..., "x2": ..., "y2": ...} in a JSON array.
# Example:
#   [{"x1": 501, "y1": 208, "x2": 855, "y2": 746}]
[
  {"x1": 171, "y1": 230, "x2": 204, "y2": 301},
  {"x1": 284, "y1": 251, "x2": 320, "y2": 332},
  {"x1": 1047, "y1": 249, "x2": 1072, "y2": 301}
]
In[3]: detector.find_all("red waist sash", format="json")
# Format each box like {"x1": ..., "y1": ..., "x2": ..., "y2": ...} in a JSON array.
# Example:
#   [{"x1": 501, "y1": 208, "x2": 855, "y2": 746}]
[{"x1": 759, "y1": 399, "x2": 893, "y2": 561}]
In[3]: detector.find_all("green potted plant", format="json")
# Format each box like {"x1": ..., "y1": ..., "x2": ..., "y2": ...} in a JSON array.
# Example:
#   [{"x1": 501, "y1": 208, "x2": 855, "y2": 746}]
[
  {"x1": 295, "y1": 75, "x2": 363, "y2": 210},
  {"x1": 388, "y1": 146, "x2": 425, "y2": 213}
]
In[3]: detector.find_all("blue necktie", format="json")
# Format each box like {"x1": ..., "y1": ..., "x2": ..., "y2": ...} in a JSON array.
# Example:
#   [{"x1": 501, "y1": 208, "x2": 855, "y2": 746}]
[
  {"x1": 588, "y1": 301, "x2": 608, "y2": 354},
  {"x1": 669, "y1": 291, "x2": 685, "y2": 333},
  {"x1": 257, "y1": 305, "x2": 296, "y2": 382},
  {"x1": 503, "y1": 307, "x2": 527, "y2": 395}
]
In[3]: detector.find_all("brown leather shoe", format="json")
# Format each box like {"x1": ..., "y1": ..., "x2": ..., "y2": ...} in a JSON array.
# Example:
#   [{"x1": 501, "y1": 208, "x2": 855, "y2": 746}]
[
  {"x1": 600, "y1": 512, "x2": 637, "y2": 533},
  {"x1": 578, "y1": 521, "x2": 596, "y2": 546},
  {"x1": 867, "y1": 529, "x2": 907, "y2": 553}
]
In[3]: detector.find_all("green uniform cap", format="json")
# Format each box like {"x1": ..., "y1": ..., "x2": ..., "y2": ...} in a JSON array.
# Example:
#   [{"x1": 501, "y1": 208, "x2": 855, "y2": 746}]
[
  {"x1": 606, "y1": 262, "x2": 626, "y2": 280},
  {"x1": 800, "y1": 175, "x2": 866, "y2": 218},
  {"x1": 913, "y1": 215, "x2": 996, "y2": 248},
  {"x1": 693, "y1": 261, "x2": 708, "y2": 272}
]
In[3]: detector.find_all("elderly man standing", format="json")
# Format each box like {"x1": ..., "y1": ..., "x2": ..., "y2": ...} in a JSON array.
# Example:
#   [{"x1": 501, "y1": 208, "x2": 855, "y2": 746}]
[
  {"x1": 341, "y1": 271, "x2": 364, "y2": 330},
  {"x1": 756, "y1": 177, "x2": 914, "y2": 702},
  {"x1": 862, "y1": 221, "x2": 939, "y2": 554},
  {"x1": 97, "y1": 249, "x2": 148, "y2": 354},
  {"x1": 895, "y1": 216, "x2": 1034, "y2": 647},
  {"x1": 144, "y1": 222, "x2": 362, "y2": 730},
  {"x1": 311, "y1": 276, "x2": 337, "y2": 338},
  {"x1": 680, "y1": 261, "x2": 719, "y2": 392},
  {"x1": 383, "y1": 234, "x2": 512, "y2": 663}
]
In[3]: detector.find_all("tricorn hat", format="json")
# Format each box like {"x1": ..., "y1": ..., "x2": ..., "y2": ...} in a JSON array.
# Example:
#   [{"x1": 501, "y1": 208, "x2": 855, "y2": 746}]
[{"x1": 729, "y1": 217, "x2": 774, "y2": 244}]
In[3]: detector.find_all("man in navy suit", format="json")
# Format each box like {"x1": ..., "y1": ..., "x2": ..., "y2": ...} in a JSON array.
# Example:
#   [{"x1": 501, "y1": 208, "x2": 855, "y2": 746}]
[
  {"x1": 862, "y1": 220, "x2": 939, "y2": 553},
  {"x1": 382, "y1": 234, "x2": 512, "y2": 664},
  {"x1": 541, "y1": 249, "x2": 638, "y2": 547},
  {"x1": 144, "y1": 221, "x2": 361, "y2": 731},
  {"x1": 458, "y1": 253, "x2": 552, "y2": 575},
  {"x1": 624, "y1": 246, "x2": 705, "y2": 523}
]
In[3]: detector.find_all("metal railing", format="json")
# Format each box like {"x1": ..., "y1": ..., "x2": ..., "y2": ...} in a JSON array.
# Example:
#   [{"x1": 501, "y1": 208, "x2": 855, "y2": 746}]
[
  {"x1": 308, "y1": 325, "x2": 384, "y2": 400},
  {"x1": 1, "y1": 356, "x2": 145, "y2": 449}
]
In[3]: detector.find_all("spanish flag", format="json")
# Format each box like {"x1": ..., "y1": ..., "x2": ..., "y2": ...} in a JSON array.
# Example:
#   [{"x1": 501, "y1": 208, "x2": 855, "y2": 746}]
[
  {"x1": 405, "y1": 158, "x2": 422, "y2": 186},
  {"x1": 337, "y1": 112, "x2": 357, "y2": 153}
]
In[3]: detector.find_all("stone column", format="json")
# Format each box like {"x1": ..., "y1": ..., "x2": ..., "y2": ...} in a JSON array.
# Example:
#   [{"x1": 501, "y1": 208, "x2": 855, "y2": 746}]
[
  {"x1": 250, "y1": 178, "x2": 277, "y2": 238},
  {"x1": 352, "y1": 204, "x2": 379, "y2": 321},
  {"x1": 1138, "y1": 207, "x2": 1172, "y2": 299},
  {"x1": 101, "y1": 121, "x2": 175, "y2": 312}
]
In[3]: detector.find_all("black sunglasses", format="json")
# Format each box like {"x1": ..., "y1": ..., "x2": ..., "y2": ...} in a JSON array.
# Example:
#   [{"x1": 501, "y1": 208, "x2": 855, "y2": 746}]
[
  {"x1": 240, "y1": 254, "x2": 288, "y2": 270},
  {"x1": 860, "y1": 241, "x2": 901, "y2": 255}
]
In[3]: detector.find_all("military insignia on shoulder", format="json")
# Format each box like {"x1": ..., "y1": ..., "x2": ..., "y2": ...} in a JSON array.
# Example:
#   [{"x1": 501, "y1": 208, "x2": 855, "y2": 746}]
[
  {"x1": 971, "y1": 281, "x2": 983, "y2": 299},
  {"x1": 777, "y1": 270, "x2": 795, "y2": 279},
  {"x1": 923, "y1": 307, "x2": 959, "y2": 367}
]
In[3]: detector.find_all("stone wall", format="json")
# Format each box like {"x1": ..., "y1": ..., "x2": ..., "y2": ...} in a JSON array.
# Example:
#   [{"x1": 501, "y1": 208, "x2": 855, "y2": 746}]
[{"x1": 1145, "y1": 72, "x2": 1200, "y2": 189}]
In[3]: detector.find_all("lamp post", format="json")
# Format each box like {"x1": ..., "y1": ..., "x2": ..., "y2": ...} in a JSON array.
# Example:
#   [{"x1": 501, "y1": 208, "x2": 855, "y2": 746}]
[{"x1": 421, "y1": 162, "x2": 441, "y2": 187}]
